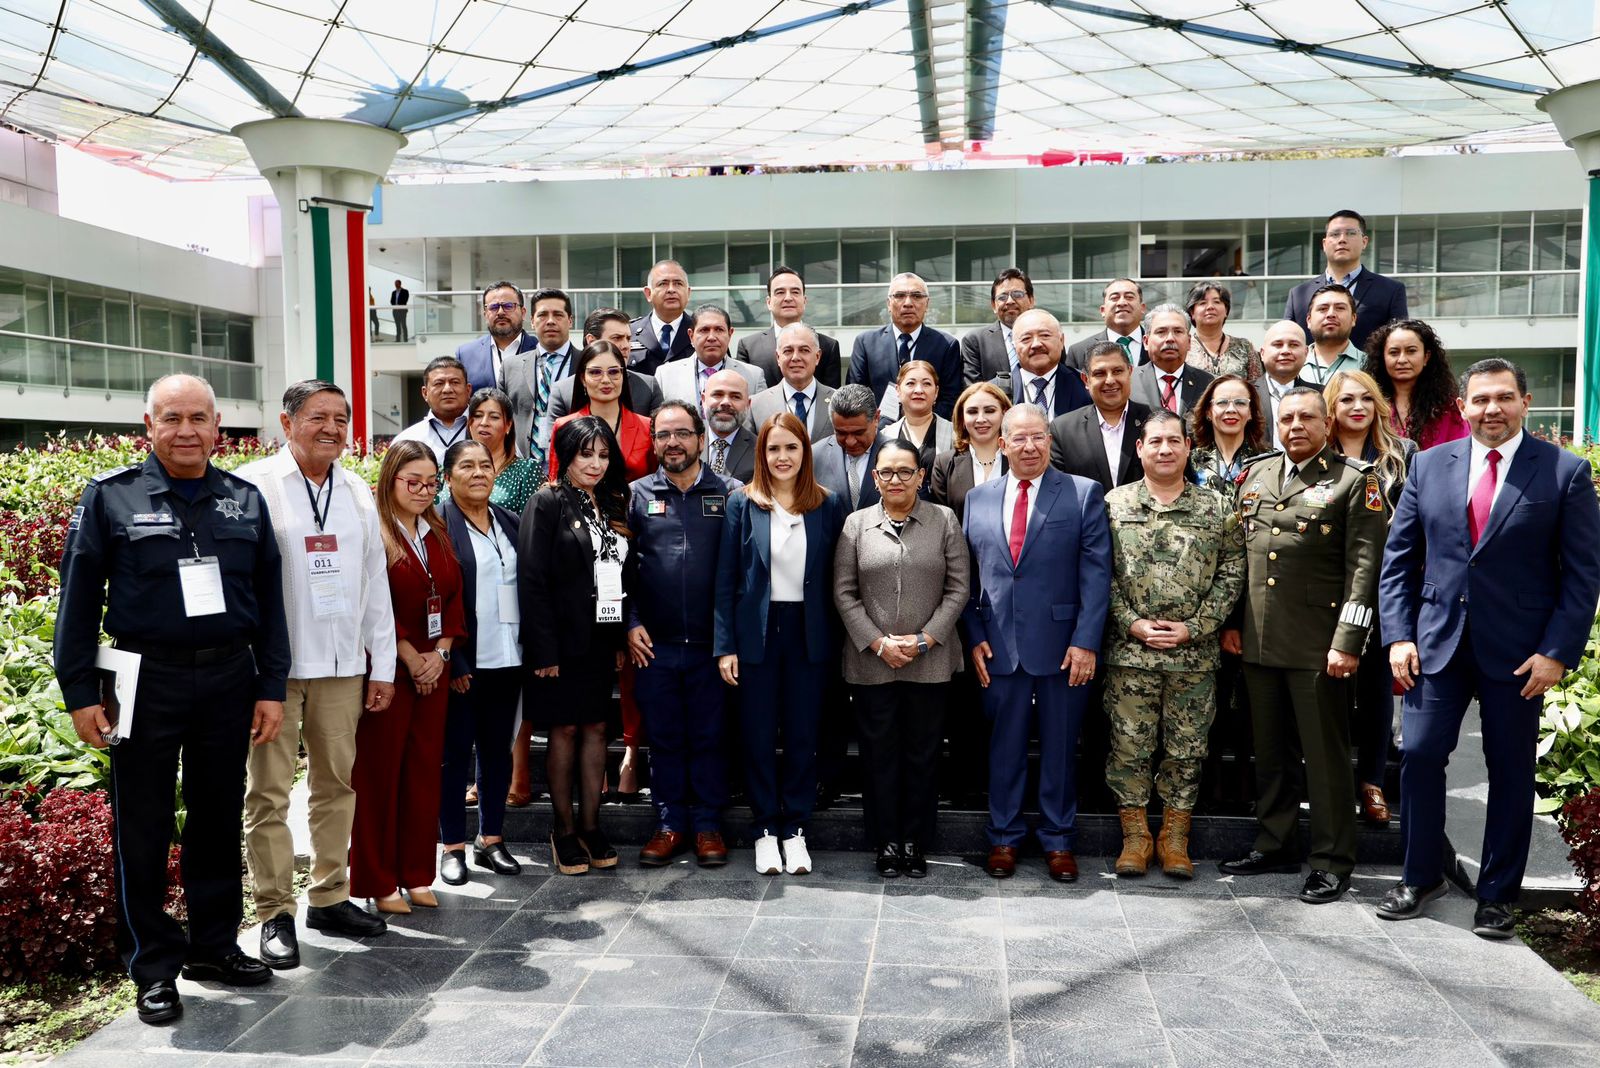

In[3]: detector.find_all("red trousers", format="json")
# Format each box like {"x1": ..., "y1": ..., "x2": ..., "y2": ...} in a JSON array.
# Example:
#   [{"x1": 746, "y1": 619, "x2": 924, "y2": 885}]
[{"x1": 349, "y1": 674, "x2": 447, "y2": 898}]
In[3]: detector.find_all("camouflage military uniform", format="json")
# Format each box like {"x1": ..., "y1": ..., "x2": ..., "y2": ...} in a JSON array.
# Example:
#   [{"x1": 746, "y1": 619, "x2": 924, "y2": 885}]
[{"x1": 1103, "y1": 481, "x2": 1246, "y2": 809}]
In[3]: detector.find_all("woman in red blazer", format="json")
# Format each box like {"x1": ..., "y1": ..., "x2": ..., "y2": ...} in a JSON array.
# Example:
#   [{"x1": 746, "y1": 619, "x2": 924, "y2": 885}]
[{"x1": 350, "y1": 438, "x2": 467, "y2": 913}]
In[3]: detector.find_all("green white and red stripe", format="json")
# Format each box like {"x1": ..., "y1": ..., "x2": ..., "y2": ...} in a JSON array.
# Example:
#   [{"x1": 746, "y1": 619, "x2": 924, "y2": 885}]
[{"x1": 308, "y1": 205, "x2": 371, "y2": 443}]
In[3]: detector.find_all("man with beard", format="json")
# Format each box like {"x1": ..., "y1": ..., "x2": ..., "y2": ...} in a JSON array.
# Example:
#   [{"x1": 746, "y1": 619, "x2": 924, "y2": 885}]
[
  {"x1": 1131, "y1": 305, "x2": 1214, "y2": 418},
  {"x1": 1299, "y1": 283, "x2": 1365, "y2": 386},
  {"x1": 701, "y1": 368, "x2": 756, "y2": 482},
  {"x1": 627, "y1": 400, "x2": 740, "y2": 867},
  {"x1": 457, "y1": 281, "x2": 540, "y2": 394}
]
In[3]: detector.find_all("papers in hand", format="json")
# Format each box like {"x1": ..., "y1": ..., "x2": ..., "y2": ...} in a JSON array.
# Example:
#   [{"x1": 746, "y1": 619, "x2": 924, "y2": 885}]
[{"x1": 94, "y1": 646, "x2": 140, "y2": 743}]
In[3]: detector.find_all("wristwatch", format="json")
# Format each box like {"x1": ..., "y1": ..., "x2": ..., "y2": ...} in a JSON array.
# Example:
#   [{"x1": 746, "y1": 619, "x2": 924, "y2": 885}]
[
  {"x1": 916, "y1": 633, "x2": 929, "y2": 656},
  {"x1": 436, "y1": 647, "x2": 451, "y2": 661}
]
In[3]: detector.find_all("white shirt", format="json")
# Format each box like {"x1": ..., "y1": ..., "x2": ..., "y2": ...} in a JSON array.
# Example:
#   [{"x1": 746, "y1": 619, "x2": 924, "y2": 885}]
[
  {"x1": 970, "y1": 451, "x2": 1000, "y2": 488},
  {"x1": 1022, "y1": 366, "x2": 1058, "y2": 411},
  {"x1": 1098, "y1": 405, "x2": 1130, "y2": 487},
  {"x1": 782, "y1": 380, "x2": 817, "y2": 416},
  {"x1": 769, "y1": 502, "x2": 807, "y2": 602},
  {"x1": 1001, "y1": 471, "x2": 1041, "y2": 544},
  {"x1": 465, "y1": 518, "x2": 521, "y2": 670},
  {"x1": 1110, "y1": 327, "x2": 1143, "y2": 363},
  {"x1": 233, "y1": 448, "x2": 397, "y2": 683},
  {"x1": 650, "y1": 312, "x2": 687, "y2": 349},
  {"x1": 490, "y1": 334, "x2": 524, "y2": 389},
  {"x1": 1467, "y1": 431, "x2": 1523, "y2": 510},
  {"x1": 393, "y1": 413, "x2": 467, "y2": 466}
]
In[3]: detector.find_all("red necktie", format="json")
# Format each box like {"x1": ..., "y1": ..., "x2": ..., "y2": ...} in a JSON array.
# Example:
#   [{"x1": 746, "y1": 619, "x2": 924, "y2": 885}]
[
  {"x1": 1468, "y1": 449, "x2": 1501, "y2": 546},
  {"x1": 1009, "y1": 479, "x2": 1031, "y2": 564},
  {"x1": 1161, "y1": 374, "x2": 1179, "y2": 412}
]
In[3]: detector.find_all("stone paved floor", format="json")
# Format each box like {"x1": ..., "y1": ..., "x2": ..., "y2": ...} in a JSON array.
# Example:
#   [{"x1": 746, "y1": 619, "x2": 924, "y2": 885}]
[{"x1": 57, "y1": 849, "x2": 1600, "y2": 1068}]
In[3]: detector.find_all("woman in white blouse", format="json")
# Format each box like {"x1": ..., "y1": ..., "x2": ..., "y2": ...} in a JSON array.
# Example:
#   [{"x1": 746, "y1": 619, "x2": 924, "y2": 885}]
[
  {"x1": 882, "y1": 360, "x2": 953, "y2": 498},
  {"x1": 930, "y1": 380, "x2": 1011, "y2": 523}
]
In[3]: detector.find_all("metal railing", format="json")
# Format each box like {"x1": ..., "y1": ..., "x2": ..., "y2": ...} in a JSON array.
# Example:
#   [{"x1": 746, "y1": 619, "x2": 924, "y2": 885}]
[{"x1": 0, "y1": 329, "x2": 263, "y2": 402}]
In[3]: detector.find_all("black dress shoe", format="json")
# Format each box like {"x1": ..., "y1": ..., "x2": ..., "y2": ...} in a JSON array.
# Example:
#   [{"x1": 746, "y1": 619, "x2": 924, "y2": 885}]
[
  {"x1": 1376, "y1": 880, "x2": 1448, "y2": 921},
  {"x1": 1218, "y1": 849, "x2": 1301, "y2": 876},
  {"x1": 1299, "y1": 869, "x2": 1351, "y2": 904},
  {"x1": 181, "y1": 950, "x2": 272, "y2": 986},
  {"x1": 440, "y1": 848, "x2": 469, "y2": 886},
  {"x1": 306, "y1": 899, "x2": 387, "y2": 938},
  {"x1": 1473, "y1": 901, "x2": 1517, "y2": 940},
  {"x1": 258, "y1": 914, "x2": 299, "y2": 969},
  {"x1": 136, "y1": 979, "x2": 182, "y2": 1025},
  {"x1": 875, "y1": 843, "x2": 902, "y2": 878},
  {"x1": 473, "y1": 838, "x2": 522, "y2": 875},
  {"x1": 901, "y1": 843, "x2": 928, "y2": 879}
]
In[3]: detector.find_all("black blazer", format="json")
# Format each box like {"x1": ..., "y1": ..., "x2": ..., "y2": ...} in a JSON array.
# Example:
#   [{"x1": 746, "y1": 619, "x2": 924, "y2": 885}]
[
  {"x1": 847, "y1": 324, "x2": 962, "y2": 418},
  {"x1": 738, "y1": 327, "x2": 844, "y2": 389},
  {"x1": 629, "y1": 312, "x2": 696, "y2": 375},
  {"x1": 1284, "y1": 270, "x2": 1408, "y2": 351},
  {"x1": 517, "y1": 484, "x2": 632, "y2": 669},
  {"x1": 442, "y1": 499, "x2": 520, "y2": 676},
  {"x1": 961, "y1": 322, "x2": 1010, "y2": 385},
  {"x1": 1008, "y1": 364, "x2": 1093, "y2": 419},
  {"x1": 929, "y1": 447, "x2": 1008, "y2": 524},
  {"x1": 1048, "y1": 401, "x2": 1151, "y2": 493},
  {"x1": 702, "y1": 426, "x2": 756, "y2": 484}
]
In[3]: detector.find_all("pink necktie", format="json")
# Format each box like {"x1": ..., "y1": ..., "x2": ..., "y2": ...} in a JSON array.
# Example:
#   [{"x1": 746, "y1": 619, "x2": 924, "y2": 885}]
[
  {"x1": 1161, "y1": 374, "x2": 1179, "y2": 412},
  {"x1": 1009, "y1": 479, "x2": 1031, "y2": 564},
  {"x1": 1468, "y1": 449, "x2": 1501, "y2": 547}
]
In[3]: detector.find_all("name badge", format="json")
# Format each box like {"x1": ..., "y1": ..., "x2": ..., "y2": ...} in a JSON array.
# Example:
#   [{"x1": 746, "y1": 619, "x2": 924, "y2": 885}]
[
  {"x1": 178, "y1": 556, "x2": 226, "y2": 617},
  {"x1": 132, "y1": 512, "x2": 174, "y2": 526},
  {"x1": 304, "y1": 533, "x2": 348, "y2": 619},
  {"x1": 427, "y1": 594, "x2": 443, "y2": 640},
  {"x1": 594, "y1": 559, "x2": 624, "y2": 622},
  {"x1": 647, "y1": 499, "x2": 668, "y2": 516},
  {"x1": 498, "y1": 583, "x2": 519, "y2": 624},
  {"x1": 1302, "y1": 488, "x2": 1334, "y2": 508},
  {"x1": 703, "y1": 495, "x2": 726, "y2": 517}
]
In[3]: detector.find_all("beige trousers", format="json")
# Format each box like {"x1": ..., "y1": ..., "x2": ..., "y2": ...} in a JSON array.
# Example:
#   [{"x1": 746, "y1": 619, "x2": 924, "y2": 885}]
[{"x1": 243, "y1": 675, "x2": 365, "y2": 920}]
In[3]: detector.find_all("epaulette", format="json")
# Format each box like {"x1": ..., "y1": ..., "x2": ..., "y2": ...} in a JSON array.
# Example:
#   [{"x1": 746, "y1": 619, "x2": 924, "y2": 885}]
[
  {"x1": 90, "y1": 464, "x2": 139, "y2": 484},
  {"x1": 1337, "y1": 454, "x2": 1373, "y2": 472},
  {"x1": 1239, "y1": 450, "x2": 1281, "y2": 469}
]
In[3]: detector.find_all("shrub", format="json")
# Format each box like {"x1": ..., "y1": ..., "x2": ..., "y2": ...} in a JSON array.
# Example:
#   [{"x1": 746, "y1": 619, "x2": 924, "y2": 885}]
[
  {"x1": 0, "y1": 789, "x2": 119, "y2": 979},
  {"x1": 1537, "y1": 615, "x2": 1600, "y2": 815},
  {"x1": 1560, "y1": 788, "x2": 1600, "y2": 942},
  {"x1": 0, "y1": 574, "x2": 105, "y2": 796}
]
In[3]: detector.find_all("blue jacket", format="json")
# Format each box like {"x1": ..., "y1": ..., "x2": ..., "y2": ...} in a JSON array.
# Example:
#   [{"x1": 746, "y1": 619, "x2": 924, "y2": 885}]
[
  {"x1": 442, "y1": 499, "x2": 520, "y2": 676},
  {"x1": 455, "y1": 332, "x2": 538, "y2": 394},
  {"x1": 961, "y1": 466, "x2": 1112, "y2": 676},
  {"x1": 713, "y1": 489, "x2": 847, "y2": 664},
  {"x1": 847, "y1": 324, "x2": 962, "y2": 419},
  {"x1": 628, "y1": 466, "x2": 740, "y2": 645},
  {"x1": 1284, "y1": 269, "x2": 1408, "y2": 351},
  {"x1": 1379, "y1": 433, "x2": 1600, "y2": 678}
]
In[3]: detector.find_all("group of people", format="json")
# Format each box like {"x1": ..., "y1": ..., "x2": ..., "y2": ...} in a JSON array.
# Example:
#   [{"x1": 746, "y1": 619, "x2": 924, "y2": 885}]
[{"x1": 51, "y1": 207, "x2": 1599, "y2": 1029}]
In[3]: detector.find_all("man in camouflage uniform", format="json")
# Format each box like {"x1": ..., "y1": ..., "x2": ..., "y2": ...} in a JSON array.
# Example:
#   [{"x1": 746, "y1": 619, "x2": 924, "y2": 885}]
[{"x1": 1104, "y1": 410, "x2": 1246, "y2": 878}]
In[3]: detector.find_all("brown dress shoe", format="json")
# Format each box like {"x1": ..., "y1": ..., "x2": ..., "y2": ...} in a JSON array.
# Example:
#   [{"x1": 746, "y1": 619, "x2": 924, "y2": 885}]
[
  {"x1": 1046, "y1": 850, "x2": 1079, "y2": 883},
  {"x1": 1115, "y1": 807, "x2": 1154, "y2": 876},
  {"x1": 638, "y1": 829, "x2": 687, "y2": 867},
  {"x1": 1155, "y1": 809, "x2": 1195, "y2": 880},
  {"x1": 695, "y1": 832, "x2": 729, "y2": 867},
  {"x1": 985, "y1": 845, "x2": 1018, "y2": 878},
  {"x1": 1359, "y1": 783, "x2": 1391, "y2": 825}
]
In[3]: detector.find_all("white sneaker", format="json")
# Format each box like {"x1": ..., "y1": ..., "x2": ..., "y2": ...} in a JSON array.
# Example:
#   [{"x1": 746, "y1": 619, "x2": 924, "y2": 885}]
[
  {"x1": 754, "y1": 833, "x2": 782, "y2": 875},
  {"x1": 783, "y1": 833, "x2": 812, "y2": 875}
]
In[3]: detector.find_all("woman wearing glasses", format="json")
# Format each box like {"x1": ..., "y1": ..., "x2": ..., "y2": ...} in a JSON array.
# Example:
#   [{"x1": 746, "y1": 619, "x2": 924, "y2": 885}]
[
  {"x1": 1188, "y1": 374, "x2": 1269, "y2": 495},
  {"x1": 833, "y1": 440, "x2": 969, "y2": 877},
  {"x1": 351, "y1": 439, "x2": 466, "y2": 913}
]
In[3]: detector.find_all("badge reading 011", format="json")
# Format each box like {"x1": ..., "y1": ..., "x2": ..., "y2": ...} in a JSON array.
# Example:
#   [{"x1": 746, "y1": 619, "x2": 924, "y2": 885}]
[{"x1": 1364, "y1": 473, "x2": 1385, "y2": 512}]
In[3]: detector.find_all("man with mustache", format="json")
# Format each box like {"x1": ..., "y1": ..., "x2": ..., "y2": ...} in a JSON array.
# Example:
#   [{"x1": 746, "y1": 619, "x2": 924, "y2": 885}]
[
  {"x1": 1300, "y1": 283, "x2": 1365, "y2": 386},
  {"x1": 1131, "y1": 305, "x2": 1214, "y2": 417},
  {"x1": 456, "y1": 281, "x2": 539, "y2": 394},
  {"x1": 1067, "y1": 278, "x2": 1147, "y2": 370}
]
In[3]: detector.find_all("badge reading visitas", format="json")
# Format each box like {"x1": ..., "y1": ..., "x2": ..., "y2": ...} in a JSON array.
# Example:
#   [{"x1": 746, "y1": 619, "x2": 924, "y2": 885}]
[
  {"x1": 427, "y1": 594, "x2": 443, "y2": 640},
  {"x1": 305, "y1": 533, "x2": 349, "y2": 619},
  {"x1": 594, "y1": 559, "x2": 624, "y2": 623},
  {"x1": 178, "y1": 556, "x2": 226, "y2": 617}
]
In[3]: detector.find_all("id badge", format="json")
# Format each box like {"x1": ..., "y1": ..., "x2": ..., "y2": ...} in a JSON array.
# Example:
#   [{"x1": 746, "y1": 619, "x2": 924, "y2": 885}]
[
  {"x1": 497, "y1": 584, "x2": 519, "y2": 624},
  {"x1": 178, "y1": 556, "x2": 226, "y2": 617},
  {"x1": 427, "y1": 594, "x2": 443, "y2": 640},
  {"x1": 594, "y1": 559, "x2": 623, "y2": 623},
  {"x1": 596, "y1": 599, "x2": 623, "y2": 623},
  {"x1": 304, "y1": 534, "x2": 348, "y2": 619}
]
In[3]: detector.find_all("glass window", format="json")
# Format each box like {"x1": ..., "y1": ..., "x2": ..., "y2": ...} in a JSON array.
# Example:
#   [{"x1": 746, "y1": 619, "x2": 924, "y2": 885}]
[
  {"x1": 1073, "y1": 234, "x2": 1129, "y2": 279},
  {"x1": 1266, "y1": 221, "x2": 1313, "y2": 278},
  {"x1": 617, "y1": 243, "x2": 654, "y2": 289},
  {"x1": 1500, "y1": 216, "x2": 1531, "y2": 272},
  {"x1": 226, "y1": 321, "x2": 253, "y2": 363},
  {"x1": 199, "y1": 310, "x2": 229, "y2": 359},
  {"x1": 898, "y1": 237, "x2": 952, "y2": 283},
  {"x1": 781, "y1": 239, "x2": 839, "y2": 286},
  {"x1": 842, "y1": 238, "x2": 891, "y2": 285},
  {"x1": 1393, "y1": 226, "x2": 1435, "y2": 274},
  {"x1": 1533, "y1": 221, "x2": 1578, "y2": 271},
  {"x1": 567, "y1": 242, "x2": 614, "y2": 290},
  {"x1": 1436, "y1": 224, "x2": 1498, "y2": 273},
  {"x1": 956, "y1": 235, "x2": 1011, "y2": 283},
  {"x1": 1016, "y1": 233, "x2": 1069, "y2": 281},
  {"x1": 728, "y1": 242, "x2": 768, "y2": 287},
  {"x1": 1243, "y1": 221, "x2": 1266, "y2": 276},
  {"x1": 105, "y1": 300, "x2": 131, "y2": 348},
  {"x1": 673, "y1": 242, "x2": 726, "y2": 286},
  {"x1": 66, "y1": 294, "x2": 103, "y2": 344},
  {"x1": 138, "y1": 305, "x2": 171, "y2": 353}
]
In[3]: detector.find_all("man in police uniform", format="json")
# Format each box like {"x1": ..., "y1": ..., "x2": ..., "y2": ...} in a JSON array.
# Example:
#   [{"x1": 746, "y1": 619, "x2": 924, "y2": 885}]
[
  {"x1": 627, "y1": 400, "x2": 739, "y2": 867},
  {"x1": 1218, "y1": 387, "x2": 1386, "y2": 903},
  {"x1": 1103, "y1": 411, "x2": 1245, "y2": 879},
  {"x1": 54, "y1": 374, "x2": 291, "y2": 1025}
]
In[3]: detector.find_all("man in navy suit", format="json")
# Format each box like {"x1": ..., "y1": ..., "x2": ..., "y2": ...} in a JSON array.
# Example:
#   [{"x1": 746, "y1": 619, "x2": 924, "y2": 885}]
[
  {"x1": 455, "y1": 281, "x2": 539, "y2": 394},
  {"x1": 963, "y1": 403, "x2": 1112, "y2": 882},
  {"x1": 846, "y1": 273, "x2": 962, "y2": 419},
  {"x1": 1009, "y1": 309, "x2": 1092, "y2": 418},
  {"x1": 629, "y1": 259, "x2": 695, "y2": 375},
  {"x1": 1377, "y1": 358, "x2": 1600, "y2": 936},
  {"x1": 1283, "y1": 209, "x2": 1408, "y2": 351}
]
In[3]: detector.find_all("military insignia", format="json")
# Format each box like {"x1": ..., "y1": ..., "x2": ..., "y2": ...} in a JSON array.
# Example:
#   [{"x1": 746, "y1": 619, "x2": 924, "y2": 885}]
[
  {"x1": 1318, "y1": 456, "x2": 1328, "y2": 470},
  {"x1": 68, "y1": 505, "x2": 84, "y2": 531},
  {"x1": 1364, "y1": 473, "x2": 1384, "y2": 512},
  {"x1": 1303, "y1": 488, "x2": 1333, "y2": 508},
  {"x1": 214, "y1": 498, "x2": 244, "y2": 520},
  {"x1": 1296, "y1": 520, "x2": 1308, "y2": 533},
  {"x1": 132, "y1": 512, "x2": 174, "y2": 525},
  {"x1": 1320, "y1": 523, "x2": 1332, "y2": 535}
]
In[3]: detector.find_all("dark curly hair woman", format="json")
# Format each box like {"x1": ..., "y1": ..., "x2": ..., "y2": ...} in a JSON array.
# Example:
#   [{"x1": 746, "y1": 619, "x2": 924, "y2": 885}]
[{"x1": 1361, "y1": 319, "x2": 1468, "y2": 450}]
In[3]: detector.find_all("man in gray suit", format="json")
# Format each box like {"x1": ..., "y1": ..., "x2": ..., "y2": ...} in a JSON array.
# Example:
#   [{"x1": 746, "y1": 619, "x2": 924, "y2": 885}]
[
  {"x1": 962, "y1": 268, "x2": 1034, "y2": 386},
  {"x1": 701, "y1": 368, "x2": 756, "y2": 483},
  {"x1": 1131, "y1": 305, "x2": 1214, "y2": 418},
  {"x1": 813, "y1": 383, "x2": 883, "y2": 513},
  {"x1": 749, "y1": 323, "x2": 836, "y2": 442},
  {"x1": 737, "y1": 266, "x2": 844, "y2": 388},
  {"x1": 656, "y1": 304, "x2": 765, "y2": 408},
  {"x1": 501, "y1": 287, "x2": 578, "y2": 464},
  {"x1": 1066, "y1": 279, "x2": 1148, "y2": 370},
  {"x1": 546, "y1": 307, "x2": 663, "y2": 438}
]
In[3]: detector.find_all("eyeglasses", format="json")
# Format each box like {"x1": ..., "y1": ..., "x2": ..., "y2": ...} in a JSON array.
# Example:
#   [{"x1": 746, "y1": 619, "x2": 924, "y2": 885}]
[
  {"x1": 889, "y1": 291, "x2": 929, "y2": 302},
  {"x1": 584, "y1": 367, "x2": 625, "y2": 379},
  {"x1": 1325, "y1": 228, "x2": 1364, "y2": 239},
  {"x1": 652, "y1": 428, "x2": 699, "y2": 442},
  {"x1": 484, "y1": 301, "x2": 521, "y2": 313},
  {"x1": 1211, "y1": 398, "x2": 1252, "y2": 410},
  {"x1": 395, "y1": 476, "x2": 440, "y2": 494},
  {"x1": 874, "y1": 468, "x2": 921, "y2": 482},
  {"x1": 994, "y1": 290, "x2": 1029, "y2": 303},
  {"x1": 1006, "y1": 433, "x2": 1050, "y2": 447}
]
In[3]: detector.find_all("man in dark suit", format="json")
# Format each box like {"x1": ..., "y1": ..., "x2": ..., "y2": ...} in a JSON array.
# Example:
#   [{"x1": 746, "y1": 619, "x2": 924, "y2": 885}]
[
  {"x1": 846, "y1": 273, "x2": 962, "y2": 418},
  {"x1": 495, "y1": 287, "x2": 578, "y2": 464},
  {"x1": 962, "y1": 267, "x2": 1034, "y2": 386},
  {"x1": 1131, "y1": 305, "x2": 1214, "y2": 417},
  {"x1": 1283, "y1": 209, "x2": 1408, "y2": 351},
  {"x1": 1050, "y1": 342, "x2": 1149, "y2": 493},
  {"x1": 748, "y1": 323, "x2": 836, "y2": 443},
  {"x1": 1008, "y1": 308, "x2": 1092, "y2": 418},
  {"x1": 964, "y1": 403, "x2": 1112, "y2": 882},
  {"x1": 1255, "y1": 320, "x2": 1316, "y2": 453},
  {"x1": 812, "y1": 383, "x2": 883, "y2": 513},
  {"x1": 1066, "y1": 278, "x2": 1146, "y2": 370},
  {"x1": 455, "y1": 281, "x2": 538, "y2": 393},
  {"x1": 737, "y1": 266, "x2": 843, "y2": 388},
  {"x1": 1377, "y1": 358, "x2": 1600, "y2": 936},
  {"x1": 629, "y1": 259, "x2": 695, "y2": 374},
  {"x1": 701, "y1": 368, "x2": 756, "y2": 483},
  {"x1": 389, "y1": 279, "x2": 409, "y2": 342}
]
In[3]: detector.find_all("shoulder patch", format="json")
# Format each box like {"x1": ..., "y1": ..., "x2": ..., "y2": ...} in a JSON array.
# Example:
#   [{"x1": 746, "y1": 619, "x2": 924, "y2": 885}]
[
  {"x1": 90, "y1": 464, "x2": 138, "y2": 484},
  {"x1": 1364, "y1": 472, "x2": 1385, "y2": 512},
  {"x1": 1239, "y1": 450, "x2": 1280, "y2": 469}
]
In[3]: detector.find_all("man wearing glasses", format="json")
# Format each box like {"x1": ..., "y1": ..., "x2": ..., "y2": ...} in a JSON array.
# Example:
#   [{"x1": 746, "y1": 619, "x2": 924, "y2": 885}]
[
  {"x1": 456, "y1": 281, "x2": 540, "y2": 394},
  {"x1": 962, "y1": 267, "x2": 1036, "y2": 387},
  {"x1": 847, "y1": 272, "x2": 962, "y2": 418},
  {"x1": 1283, "y1": 209, "x2": 1409, "y2": 351}
]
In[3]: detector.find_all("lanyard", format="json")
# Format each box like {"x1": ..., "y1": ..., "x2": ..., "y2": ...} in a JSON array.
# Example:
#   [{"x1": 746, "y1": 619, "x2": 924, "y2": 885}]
[
  {"x1": 430, "y1": 419, "x2": 467, "y2": 450},
  {"x1": 400, "y1": 520, "x2": 436, "y2": 594},
  {"x1": 465, "y1": 513, "x2": 506, "y2": 566},
  {"x1": 302, "y1": 468, "x2": 334, "y2": 532}
]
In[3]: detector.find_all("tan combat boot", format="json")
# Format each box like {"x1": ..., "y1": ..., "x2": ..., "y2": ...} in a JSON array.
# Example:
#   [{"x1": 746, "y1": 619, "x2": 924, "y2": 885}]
[
  {"x1": 1115, "y1": 807, "x2": 1154, "y2": 876},
  {"x1": 1156, "y1": 809, "x2": 1195, "y2": 879}
]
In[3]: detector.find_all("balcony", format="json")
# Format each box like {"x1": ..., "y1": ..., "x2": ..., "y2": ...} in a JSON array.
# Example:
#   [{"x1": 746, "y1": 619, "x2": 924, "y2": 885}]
[{"x1": 0, "y1": 329, "x2": 263, "y2": 402}]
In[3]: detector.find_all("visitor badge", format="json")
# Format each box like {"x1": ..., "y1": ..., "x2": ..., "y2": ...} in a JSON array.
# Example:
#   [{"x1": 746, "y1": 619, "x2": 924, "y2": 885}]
[
  {"x1": 427, "y1": 594, "x2": 443, "y2": 639},
  {"x1": 304, "y1": 534, "x2": 348, "y2": 619},
  {"x1": 498, "y1": 583, "x2": 519, "y2": 624},
  {"x1": 178, "y1": 556, "x2": 226, "y2": 617},
  {"x1": 595, "y1": 559, "x2": 624, "y2": 622}
]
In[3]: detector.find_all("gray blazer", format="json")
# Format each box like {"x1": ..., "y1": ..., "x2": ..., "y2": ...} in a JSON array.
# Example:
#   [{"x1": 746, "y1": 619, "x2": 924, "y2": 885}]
[
  {"x1": 1131, "y1": 361, "x2": 1214, "y2": 418},
  {"x1": 749, "y1": 381, "x2": 836, "y2": 441},
  {"x1": 655, "y1": 356, "x2": 765, "y2": 407},
  {"x1": 504, "y1": 341, "x2": 577, "y2": 457},
  {"x1": 833, "y1": 498, "x2": 970, "y2": 685}
]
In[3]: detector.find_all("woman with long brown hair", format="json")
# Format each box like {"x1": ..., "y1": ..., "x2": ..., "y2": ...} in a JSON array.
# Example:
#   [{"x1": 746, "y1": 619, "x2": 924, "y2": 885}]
[
  {"x1": 930, "y1": 380, "x2": 1010, "y2": 522},
  {"x1": 1189, "y1": 373, "x2": 1269, "y2": 495},
  {"x1": 714, "y1": 412, "x2": 847, "y2": 876}
]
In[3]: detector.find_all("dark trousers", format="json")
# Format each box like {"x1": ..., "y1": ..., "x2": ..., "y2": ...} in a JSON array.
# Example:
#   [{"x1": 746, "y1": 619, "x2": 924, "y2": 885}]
[
  {"x1": 439, "y1": 666, "x2": 520, "y2": 843},
  {"x1": 945, "y1": 628, "x2": 989, "y2": 799},
  {"x1": 815, "y1": 673, "x2": 853, "y2": 795},
  {"x1": 1243, "y1": 663, "x2": 1357, "y2": 878},
  {"x1": 392, "y1": 308, "x2": 409, "y2": 342},
  {"x1": 109, "y1": 652, "x2": 254, "y2": 986},
  {"x1": 1400, "y1": 632, "x2": 1540, "y2": 901},
  {"x1": 739, "y1": 603, "x2": 824, "y2": 838},
  {"x1": 1352, "y1": 622, "x2": 1396, "y2": 785},
  {"x1": 984, "y1": 669, "x2": 1087, "y2": 852},
  {"x1": 855, "y1": 681, "x2": 946, "y2": 846},
  {"x1": 635, "y1": 643, "x2": 727, "y2": 833}
]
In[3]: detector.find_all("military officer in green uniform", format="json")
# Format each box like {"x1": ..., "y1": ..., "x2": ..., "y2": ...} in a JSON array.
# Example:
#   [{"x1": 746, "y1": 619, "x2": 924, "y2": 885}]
[
  {"x1": 1104, "y1": 410, "x2": 1246, "y2": 879},
  {"x1": 1218, "y1": 386, "x2": 1387, "y2": 904}
]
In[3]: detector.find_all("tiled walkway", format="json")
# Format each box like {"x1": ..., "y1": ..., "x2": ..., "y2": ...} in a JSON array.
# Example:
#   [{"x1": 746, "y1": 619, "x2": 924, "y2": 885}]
[{"x1": 59, "y1": 849, "x2": 1600, "y2": 1067}]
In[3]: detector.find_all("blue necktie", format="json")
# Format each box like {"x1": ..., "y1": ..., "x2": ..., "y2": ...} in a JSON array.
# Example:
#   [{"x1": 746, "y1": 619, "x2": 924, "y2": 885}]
[
  {"x1": 897, "y1": 332, "x2": 912, "y2": 364},
  {"x1": 792, "y1": 391, "x2": 809, "y2": 425},
  {"x1": 660, "y1": 323, "x2": 672, "y2": 352},
  {"x1": 1031, "y1": 377, "x2": 1049, "y2": 407}
]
